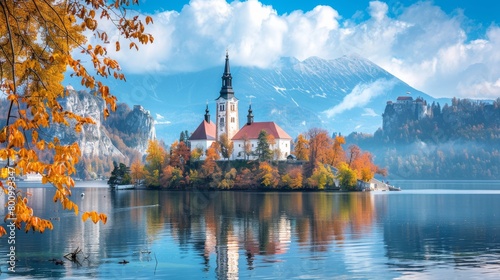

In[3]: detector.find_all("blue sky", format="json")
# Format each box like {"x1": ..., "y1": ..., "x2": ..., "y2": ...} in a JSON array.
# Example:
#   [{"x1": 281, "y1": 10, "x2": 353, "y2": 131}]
[{"x1": 105, "y1": 0, "x2": 500, "y2": 99}]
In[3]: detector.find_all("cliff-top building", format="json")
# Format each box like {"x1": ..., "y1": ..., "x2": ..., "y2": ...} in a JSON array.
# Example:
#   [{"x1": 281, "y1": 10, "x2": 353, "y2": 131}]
[{"x1": 189, "y1": 52, "x2": 292, "y2": 160}]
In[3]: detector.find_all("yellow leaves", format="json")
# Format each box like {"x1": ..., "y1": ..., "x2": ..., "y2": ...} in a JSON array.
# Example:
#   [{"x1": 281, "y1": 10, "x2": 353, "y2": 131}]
[
  {"x1": 32, "y1": 130, "x2": 38, "y2": 143},
  {"x1": 99, "y1": 213, "x2": 107, "y2": 224},
  {"x1": 0, "y1": 168, "x2": 8, "y2": 179},
  {"x1": 37, "y1": 140, "x2": 45, "y2": 150},
  {"x1": 0, "y1": 127, "x2": 6, "y2": 143},
  {"x1": 7, "y1": 128, "x2": 25, "y2": 148},
  {"x1": 25, "y1": 217, "x2": 53, "y2": 233},
  {"x1": 0, "y1": 0, "x2": 149, "y2": 237},
  {"x1": 84, "y1": 17, "x2": 97, "y2": 30},
  {"x1": 0, "y1": 226, "x2": 6, "y2": 237},
  {"x1": 129, "y1": 42, "x2": 138, "y2": 50},
  {"x1": 82, "y1": 211, "x2": 107, "y2": 224}
]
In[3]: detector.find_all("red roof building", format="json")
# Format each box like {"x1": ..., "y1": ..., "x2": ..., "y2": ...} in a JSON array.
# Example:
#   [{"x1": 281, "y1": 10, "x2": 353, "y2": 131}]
[
  {"x1": 189, "y1": 105, "x2": 216, "y2": 157},
  {"x1": 231, "y1": 106, "x2": 292, "y2": 160},
  {"x1": 232, "y1": 121, "x2": 292, "y2": 141}
]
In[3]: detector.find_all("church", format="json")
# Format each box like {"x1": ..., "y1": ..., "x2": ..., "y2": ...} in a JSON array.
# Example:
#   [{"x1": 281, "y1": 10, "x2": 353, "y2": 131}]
[{"x1": 189, "y1": 53, "x2": 292, "y2": 160}]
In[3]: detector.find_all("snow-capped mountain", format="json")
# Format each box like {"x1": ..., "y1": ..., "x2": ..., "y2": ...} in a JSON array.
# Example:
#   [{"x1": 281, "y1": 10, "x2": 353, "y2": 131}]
[{"x1": 105, "y1": 54, "x2": 441, "y2": 143}]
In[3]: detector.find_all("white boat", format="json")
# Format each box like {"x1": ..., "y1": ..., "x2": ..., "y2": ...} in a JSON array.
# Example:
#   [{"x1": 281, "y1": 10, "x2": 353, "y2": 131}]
[
  {"x1": 23, "y1": 172, "x2": 43, "y2": 182},
  {"x1": 388, "y1": 185, "x2": 401, "y2": 191},
  {"x1": 114, "y1": 184, "x2": 135, "y2": 190}
]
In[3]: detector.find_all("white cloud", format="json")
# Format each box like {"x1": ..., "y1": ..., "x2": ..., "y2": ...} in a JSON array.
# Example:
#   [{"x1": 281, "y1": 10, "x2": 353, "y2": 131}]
[
  {"x1": 156, "y1": 113, "x2": 165, "y2": 120},
  {"x1": 362, "y1": 108, "x2": 379, "y2": 117},
  {"x1": 154, "y1": 120, "x2": 172, "y2": 125},
  {"x1": 323, "y1": 79, "x2": 396, "y2": 118},
  {"x1": 96, "y1": 0, "x2": 500, "y2": 99}
]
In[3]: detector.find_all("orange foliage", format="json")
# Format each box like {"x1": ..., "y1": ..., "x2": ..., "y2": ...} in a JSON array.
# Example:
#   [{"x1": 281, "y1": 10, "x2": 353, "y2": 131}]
[
  {"x1": 0, "y1": 0, "x2": 153, "y2": 235},
  {"x1": 257, "y1": 162, "x2": 280, "y2": 188},
  {"x1": 307, "y1": 128, "x2": 332, "y2": 165},
  {"x1": 281, "y1": 167, "x2": 303, "y2": 189}
]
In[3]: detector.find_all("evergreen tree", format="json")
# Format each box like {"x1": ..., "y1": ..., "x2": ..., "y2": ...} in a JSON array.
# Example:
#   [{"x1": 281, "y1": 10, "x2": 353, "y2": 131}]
[{"x1": 256, "y1": 130, "x2": 272, "y2": 162}]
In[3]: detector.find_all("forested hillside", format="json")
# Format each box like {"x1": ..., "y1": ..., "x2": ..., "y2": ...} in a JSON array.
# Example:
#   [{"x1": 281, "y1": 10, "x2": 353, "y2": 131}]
[{"x1": 348, "y1": 97, "x2": 500, "y2": 180}]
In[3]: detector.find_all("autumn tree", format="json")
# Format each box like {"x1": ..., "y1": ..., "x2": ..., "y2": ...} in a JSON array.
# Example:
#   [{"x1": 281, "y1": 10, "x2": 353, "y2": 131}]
[
  {"x1": 347, "y1": 145, "x2": 361, "y2": 167},
  {"x1": 190, "y1": 146, "x2": 203, "y2": 161},
  {"x1": 306, "y1": 163, "x2": 335, "y2": 190},
  {"x1": 350, "y1": 150, "x2": 387, "y2": 182},
  {"x1": 331, "y1": 136, "x2": 346, "y2": 168},
  {"x1": 281, "y1": 167, "x2": 303, "y2": 189},
  {"x1": 337, "y1": 162, "x2": 357, "y2": 190},
  {"x1": 218, "y1": 168, "x2": 237, "y2": 189},
  {"x1": 257, "y1": 162, "x2": 280, "y2": 188},
  {"x1": 0, "y1": 0, "x2": 153, "y2": 235},
  {"x1": 294, "y1": 134, "x2": 309, "y2": 161},
  {"x1": 170, "y1": 140, "x2": 190, "y2": 170},
  {"x1": 130, "y1": 158, "x2": 146, "y2": 185},
  {"x1": 267, "y1": 134, "x2": 278, "y2": 160},
  {"x1": 303, "y1": 128, "x2": 332, "y2": 178},
  {"x1": 201, "y1": 143, "x2": 222, "y2": 188},
  {"x1": 307, "y1": 128, "x2": 332, "y2": 164},
  {"x1": 242, "y1": 134, "x2": 252, "y2": 160},
  {"x1": 160, "y1": 165, "x2": 183, "y2": 188},
  {"x1": 219, "y1": 133, "x2": 234, "y2": 161},
  {"x1": 145, "y1": 139, "x2": 167, "y2": 187}
]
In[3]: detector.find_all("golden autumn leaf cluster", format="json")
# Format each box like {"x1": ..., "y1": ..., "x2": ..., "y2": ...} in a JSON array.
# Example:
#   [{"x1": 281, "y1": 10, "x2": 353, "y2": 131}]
[
  {"x1": 0, "y1": 0, "x2": 153, "y2": 236},
  {"x1": 295, "y1": 128, "x2": 387, "y2": 187}
]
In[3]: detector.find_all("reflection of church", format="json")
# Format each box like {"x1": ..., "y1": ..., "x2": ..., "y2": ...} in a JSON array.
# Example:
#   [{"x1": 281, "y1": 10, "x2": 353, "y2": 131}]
[{"x1": 189, "y1": 53, "x2": 292, "y2": 160}]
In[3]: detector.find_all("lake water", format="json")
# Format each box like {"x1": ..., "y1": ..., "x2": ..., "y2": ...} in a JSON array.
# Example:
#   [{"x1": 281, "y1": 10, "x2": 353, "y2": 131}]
[{"x1": 1, "y1": 180, "x2": 500, "y2": 279}]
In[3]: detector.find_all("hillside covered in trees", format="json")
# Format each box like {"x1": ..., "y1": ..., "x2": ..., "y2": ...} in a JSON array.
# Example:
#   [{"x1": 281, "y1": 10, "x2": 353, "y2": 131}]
[{"x1": 348, "y1": 97, "x2": 500, "y2": 179}]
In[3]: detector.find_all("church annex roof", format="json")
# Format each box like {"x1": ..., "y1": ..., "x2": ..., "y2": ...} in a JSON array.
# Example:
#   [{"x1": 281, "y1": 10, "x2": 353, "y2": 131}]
[
  {"x1": 232, "y1": 122, "x2": 292, "y2": 140},
  {"x1": 189, "y1": 120, "x2": 216, "y2": 140}
]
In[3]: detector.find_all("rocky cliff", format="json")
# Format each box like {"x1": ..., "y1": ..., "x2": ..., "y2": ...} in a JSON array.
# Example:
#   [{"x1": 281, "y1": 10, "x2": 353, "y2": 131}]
[{"x1": 45, "y1": 87, "x2": 155, "y2": 159}]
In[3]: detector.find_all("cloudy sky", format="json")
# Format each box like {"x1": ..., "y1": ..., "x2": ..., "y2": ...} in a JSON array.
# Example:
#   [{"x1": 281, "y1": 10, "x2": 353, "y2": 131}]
[{"x1": 106, "y1": 0, "x2": 500, "y2": 100}]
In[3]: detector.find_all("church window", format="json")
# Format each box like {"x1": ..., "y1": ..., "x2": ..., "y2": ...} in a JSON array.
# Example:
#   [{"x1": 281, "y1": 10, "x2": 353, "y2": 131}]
[
  {"x1": 220, "y1": 104, "x2": 225, "y2": 111},
  {"x1": 220, "y1": 117, "x2": 224, "y2": 125},
  {"x1": 231, "y1": 104, "x2": 235, "y2": 111},
  {"x1": 231, "y1": 117, "x2": 235, "y2": 123}
]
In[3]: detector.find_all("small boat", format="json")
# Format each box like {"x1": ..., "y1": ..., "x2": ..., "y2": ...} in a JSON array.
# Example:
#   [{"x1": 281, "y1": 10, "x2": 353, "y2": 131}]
[
  {"x1": 114, "y1": 184, "x2": 135, "y2": 190},
  {"x1": 388, "y1": 185, "x2": 401, "y2": 191}
]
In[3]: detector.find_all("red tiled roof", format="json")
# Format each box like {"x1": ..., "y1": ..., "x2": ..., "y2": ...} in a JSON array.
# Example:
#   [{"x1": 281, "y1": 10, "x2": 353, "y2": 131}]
[
  {"x1": 189, "y1": 120, "x2": 216, "y2": 140},
  {"x1": 232, "y1": 122, "x2": 292, "y2": 140},
  {"x1": 397, "y1": 96, "x2": 413, "y2": 101}
]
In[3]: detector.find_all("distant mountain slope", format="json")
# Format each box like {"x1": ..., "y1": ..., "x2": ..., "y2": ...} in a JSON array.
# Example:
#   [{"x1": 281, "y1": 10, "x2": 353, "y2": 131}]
[{"x1": 102, "y1": 54, "x2": 442, "y2": 142}]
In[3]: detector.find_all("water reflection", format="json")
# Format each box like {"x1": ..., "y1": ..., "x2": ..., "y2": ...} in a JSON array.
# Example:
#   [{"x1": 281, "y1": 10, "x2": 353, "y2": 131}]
[
  {"x1": 2, "y1": 183, "x2": 500, "y2": 279},
  {"x1": 147, "y1": 191, "x2": 379, "y2": 279},
  {"x1": 0, "y1": 188, "x2": 379, "y2": 279},
  {"x1": 382, "y1": 192, "x2": 500, "y2": 271}
]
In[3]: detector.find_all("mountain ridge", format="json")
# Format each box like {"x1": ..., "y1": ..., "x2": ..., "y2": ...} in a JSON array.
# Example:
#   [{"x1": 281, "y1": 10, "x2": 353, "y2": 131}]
[{"x1": 78, "y1": 54, "x2": 445, "y2": 143}]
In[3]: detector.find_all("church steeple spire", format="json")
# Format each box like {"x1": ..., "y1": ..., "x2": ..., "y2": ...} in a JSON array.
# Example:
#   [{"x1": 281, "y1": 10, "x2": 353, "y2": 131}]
[
  {"x1": 247, "y1": 104, "x2": 254, "y2": 125},
  {"x1": 215, "y1": 51, "x2": 239, "y2": 141},
  {"x1": 204, "y1": 102, "x2": 210, "y2": 123},
  {"x1": 219, "y1": 51, "x2": 234, "y2": 99}
]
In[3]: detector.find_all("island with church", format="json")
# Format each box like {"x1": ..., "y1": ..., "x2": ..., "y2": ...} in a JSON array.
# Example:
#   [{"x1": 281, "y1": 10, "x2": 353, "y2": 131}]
[{"x1": 112, "y1": 52, "x2": 390, "y2": 191}]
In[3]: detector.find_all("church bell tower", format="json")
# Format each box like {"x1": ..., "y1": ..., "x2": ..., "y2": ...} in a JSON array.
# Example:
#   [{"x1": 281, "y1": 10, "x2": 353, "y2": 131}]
[{"x1": 215, "y1": 52, "x2": 239, "y2": 141}]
